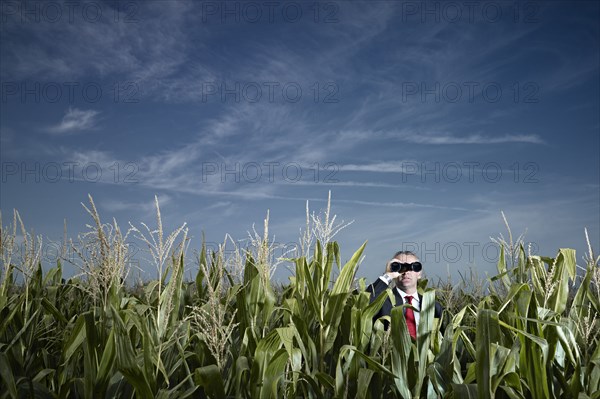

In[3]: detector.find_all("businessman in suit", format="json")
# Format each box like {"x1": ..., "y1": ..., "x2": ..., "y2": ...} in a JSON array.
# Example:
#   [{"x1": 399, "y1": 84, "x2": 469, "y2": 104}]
[{"x1": 367, "y1": 250, "x2": 443, "y2": 337}]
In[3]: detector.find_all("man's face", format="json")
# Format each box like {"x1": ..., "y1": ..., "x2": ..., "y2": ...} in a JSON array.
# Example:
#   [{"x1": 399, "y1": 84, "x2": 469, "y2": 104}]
[{"x1": 394, "y1": 253, "x2": 422, "y2": 292}]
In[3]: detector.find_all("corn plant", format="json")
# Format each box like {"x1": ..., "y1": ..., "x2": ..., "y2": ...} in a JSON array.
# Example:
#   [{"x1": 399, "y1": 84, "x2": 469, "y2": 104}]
[{"x1": 0, "y1": 200, "x2": 598, "y2": 398}]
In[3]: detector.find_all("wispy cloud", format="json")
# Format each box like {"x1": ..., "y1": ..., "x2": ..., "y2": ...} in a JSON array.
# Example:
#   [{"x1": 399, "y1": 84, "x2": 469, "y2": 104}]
[
  {"x1": 276, "y1": 179, "x2": 432, "y2": 190},
  {"x1": 1, "y1": 2, "x2": 193, "y2": 82},
  {"x1": 334, "y1": 198, "x2": 489, "y2": 213},
  {"x1": 341, "y1": 161, "x2": 417, "y2": 173},
  {"x1": 48, "y1": 108, "x2": 100, "y2": 134},
  {"x1": 399, "y1": 133, "x2": 546, "y2": 145},
  {"x1": 102, "y1": 195, "x2": 172, "y2": 213}
]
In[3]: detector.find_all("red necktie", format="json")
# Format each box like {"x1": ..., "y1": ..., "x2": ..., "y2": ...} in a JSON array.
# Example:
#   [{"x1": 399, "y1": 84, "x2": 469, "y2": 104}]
[{"x1": 405, "y1": 296, "x2": 417, "y2": 339}]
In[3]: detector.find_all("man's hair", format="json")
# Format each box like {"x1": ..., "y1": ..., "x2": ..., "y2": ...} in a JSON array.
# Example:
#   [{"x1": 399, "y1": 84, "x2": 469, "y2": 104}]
[{"x1": 393, "y1": 250, "x2": 419, "y2": 260}]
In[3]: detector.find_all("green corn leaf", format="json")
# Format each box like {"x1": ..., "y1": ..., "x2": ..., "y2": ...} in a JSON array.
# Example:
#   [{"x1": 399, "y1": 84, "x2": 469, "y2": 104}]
[
  {"x1": 158, "y1": 254, "x2": 184, "y2": 339},
  {"x1": 292, "y1": 257, "x2": 307, "y2": 299},
  {"x1": 545, "y1": 249, "x2": 576, "y2": 314},
  {"x1": 243, "y1": 253, "x2": 258, "y2": 283},
  {"x1": 450, "y1": 383, "x2": 478, "y2": 398},
  {"x1": 289, "y1": 348, "x2": 302, "y2": 387},
  {"x1": 0, "y1": 263, "x2": 15, "y2": 306},
  {"x1": 356, "y1": 368, "x2": 375, "y2": 398},
  {"x1": 196, "y1": 236, "x2": 208, "y2": 299},
  {"x1": 157, "y1": 375, "x2": 197, "y2": 399},
  {"x1": 95, "y1": 328, "x2": 116, "y2": 394},
  {"x1": 169, "y1": 253, "x2": 185, "y2": 326},
  {"x1": 585, "y1": 345, "x2": 600, "y2": 396},
  {"x1": 314, "y1": 371, "x2": 335, "y2": 390},
  {"x1": 570, "y1": 263, "x2": 594, "y2": 319},
  {"x1": 42, "y1": 259, "x2": 62, "y2": 286},
  {"x1": 494, "y1": 244, "x2": 511, "y2": 291},
  {"x1": 427, "y1": 362, "x2": 451, "y2": 398},
  {"x1": 498, "y1": 385, "x2": 526, "y2": 399},
  {"x1": 497, "y1": 283, "x2": 531, "y2": 315},
  {"x1": 141, "y1": 315, "x2": 159, "y2": 392},
  {"x1": 7, "y1": 307, "x2": 40, "y2": 351},
  {"x1": 0, "y1": 352, "x2": 18, "y2": 399},
  {"x1": 289, "y1": 316, "x2": 317, "y2": 373},
  {"x1": 297, "y1": 372, "x2": 326, "y2": 399},
  {"x1": 415, "y1": 289, "x2": 436, "y2": 396},
  {"x1": 40, "y1": 297, "x2": 68, "y2": 324},
  {"x1": 501, "y1": 301, "x2": 550, "y2": 399},
  {"x1": 276, "y1": 326, "x2": 295, "y2": 358},
  {"x1": 63, "y1": 312, "x2": 87, "y2": 364},
  {"x1": 252, "y1": 329, "x2": 284, "y2": 397},
  {"x1": 390, "y1": 306, "x2": 413, "y2": 399},
  {"x1": 0, "y1": 295, "x2": 24, "y2": 338},
  {"x1": 476, "y1": 308, "x2": 500, "y2": 399},
  {"x1": 323, "y1": 242, "x2": 367, "y2": 353},
  {"x1": 335, "y1": 346, "x2": 355, "y2": 396},
  {"x1": 233, "y1": 356, "x2": 250, "y2": 398},
  {"x1": 330, "y1": 241, "x2": 366, "y2": 296},
  {"x1": 321, "y1": 241, "x2": 338, "y2": 293},
  {"x1": 194, "y1": 364, "x2": 225, "y2": 398},
  {"x1": 359, "y1": 288, "x2": 389, "y2": 351},
  {"x1": 302, "y1": 260, "x2": 323, "y2": 325},
  {"x1": 339, "y1": 345, "x2": 394, "y2": 376},
  {"x1": 83, "y1": 312, "x2": 98, "y2": 398},
  {"x1": 261, "y1": 348, "x2": 289, "y2": 399},
  {"x1": 322, "y1": 292, "x2": 347, "y2": 353},
  {"x1": 32, "y1": 369, "x2": 54, "y2": 383},
  {"x1": 111, "y1": 306, "x2": 154, "y2": 398}
]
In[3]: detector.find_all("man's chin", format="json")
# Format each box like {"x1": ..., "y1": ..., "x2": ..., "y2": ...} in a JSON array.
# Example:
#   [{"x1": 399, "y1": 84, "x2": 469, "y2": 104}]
[{"x1": 396, "y1": 282, "x2": 415, "y2": 291}]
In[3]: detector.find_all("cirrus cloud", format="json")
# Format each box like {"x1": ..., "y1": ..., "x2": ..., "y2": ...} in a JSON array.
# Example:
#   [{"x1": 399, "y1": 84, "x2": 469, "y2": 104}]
[{"x1": 48, "y1": 107, "x2": 101, "y2": 134}]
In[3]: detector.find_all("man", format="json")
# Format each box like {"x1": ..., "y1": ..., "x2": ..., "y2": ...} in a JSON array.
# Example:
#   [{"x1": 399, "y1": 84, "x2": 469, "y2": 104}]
[{"x1": 367, "y1": 250, "x2": 443, "y2": 337}]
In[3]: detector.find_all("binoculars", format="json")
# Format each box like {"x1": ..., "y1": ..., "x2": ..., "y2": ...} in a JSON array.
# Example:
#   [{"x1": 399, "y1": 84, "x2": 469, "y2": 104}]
[{"x1": 390, "y1": 261, "x2": 423, "y2": 273}]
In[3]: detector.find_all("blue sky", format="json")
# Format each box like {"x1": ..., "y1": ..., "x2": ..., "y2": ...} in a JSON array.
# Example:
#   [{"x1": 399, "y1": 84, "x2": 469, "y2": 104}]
[{"x1": 1, "y1": 0, "x2": 599, "y2": 284}]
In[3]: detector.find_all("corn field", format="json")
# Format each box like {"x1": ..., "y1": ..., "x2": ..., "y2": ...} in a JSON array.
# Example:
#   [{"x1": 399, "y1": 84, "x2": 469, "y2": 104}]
[{"x1": 1, "y1": 196, "x2": 599, "y2": 398}]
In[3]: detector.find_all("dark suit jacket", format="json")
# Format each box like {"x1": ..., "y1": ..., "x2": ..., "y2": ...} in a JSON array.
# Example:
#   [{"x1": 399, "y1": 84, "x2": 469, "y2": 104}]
[{"x1": 367, "y1": 278, "x2": 444, "y2": 332}]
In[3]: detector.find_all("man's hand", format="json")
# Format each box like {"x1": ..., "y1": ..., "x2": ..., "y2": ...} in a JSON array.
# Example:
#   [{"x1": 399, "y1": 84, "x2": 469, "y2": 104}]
[{"x1": 384, "y1": 259, "x2": 402, "y2": 280}]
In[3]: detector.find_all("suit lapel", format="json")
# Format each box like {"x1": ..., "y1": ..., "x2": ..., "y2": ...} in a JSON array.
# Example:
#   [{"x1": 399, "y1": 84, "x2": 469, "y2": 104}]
[{"x1": 392, "y1": 288, "x2": 406, "y2": 315}]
